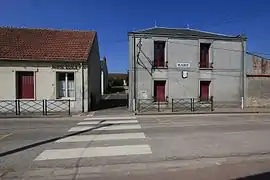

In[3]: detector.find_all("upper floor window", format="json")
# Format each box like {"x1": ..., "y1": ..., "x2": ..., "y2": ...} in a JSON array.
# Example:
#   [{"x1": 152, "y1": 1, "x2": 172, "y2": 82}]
[
  {"x1": 154, "y1": 41, "x2": 166, "y2": 68},
  {"x1": 200, "y1": 43, "x2": 211, "y2": 68}
]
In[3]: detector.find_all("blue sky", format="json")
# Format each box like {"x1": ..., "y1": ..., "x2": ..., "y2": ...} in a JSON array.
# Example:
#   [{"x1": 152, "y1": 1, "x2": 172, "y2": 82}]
[{"x1": 1, "y1": 0, "x2": 269, "y2": 73}]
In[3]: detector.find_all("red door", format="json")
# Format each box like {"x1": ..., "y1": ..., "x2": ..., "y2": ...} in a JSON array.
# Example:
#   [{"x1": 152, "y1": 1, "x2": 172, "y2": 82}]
[
  {"x1": 17, "y1": 72, "x2": 34, "y2": 99},
  {"x1": 200, "y1": 81, "x2": 210, "y2": 100},
  {"x1": 154, "y1": 81, "x2": 166, "y2": 102}
]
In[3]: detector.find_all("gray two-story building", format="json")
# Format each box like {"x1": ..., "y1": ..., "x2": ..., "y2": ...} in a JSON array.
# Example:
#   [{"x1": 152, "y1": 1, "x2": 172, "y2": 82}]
[{"x1": 128, "y1": 27, "x2": 247, "y2": 111}]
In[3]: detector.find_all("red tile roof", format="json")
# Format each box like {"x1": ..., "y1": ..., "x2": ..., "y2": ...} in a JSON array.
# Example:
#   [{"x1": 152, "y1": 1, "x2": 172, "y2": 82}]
[{"x1": 0, "y1": 27, "x2": 96, "y2": 62}]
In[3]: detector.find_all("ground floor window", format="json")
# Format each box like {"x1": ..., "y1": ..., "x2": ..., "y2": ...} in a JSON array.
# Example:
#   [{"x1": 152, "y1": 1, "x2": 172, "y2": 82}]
[
  {"x1": 16, "y1": 71, "x2": 35, "y2": 99},
  {"x1": 154, "y1": 80, "x2": 166, "y2": 102},
  {"x1": 56, "y1": 72, "x2": 75, "y2": 99},
  {"x1": 200, "y1": 81, "x2": 211, "y2": 100}
]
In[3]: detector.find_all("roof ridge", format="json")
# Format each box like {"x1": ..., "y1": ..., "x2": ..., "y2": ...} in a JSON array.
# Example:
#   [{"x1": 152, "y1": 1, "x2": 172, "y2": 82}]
[
  {"x1": 150, "y1": 26, "x2": 237, "y2": 37},
  {"x1": 0, "y1": 26, "x2": 96, "y2": 33},
  {"x1": 186, "y1": 28, "x2": 236, "y2": 37}
]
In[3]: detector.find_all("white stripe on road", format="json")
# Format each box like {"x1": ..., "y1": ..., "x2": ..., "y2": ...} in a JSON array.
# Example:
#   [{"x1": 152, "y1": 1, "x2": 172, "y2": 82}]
[
  {"x1": 34, "y1": 145, "x2": 152, "y2": 160},
  {"x1": 84, "y1": 116, "x2": 136, "y2": 120},
  {"x1": 56, "y1": 133, "x2": 146, "y2": 142},
  {"x1": 77, "y1": 120, "x2": 138, "y2": 125},
  {"x1": 68, "y1": 124, "x2": 142, "y2": 132},
  {"x1": 104, "y1": 94, "x2": 111, "y2": 100}
]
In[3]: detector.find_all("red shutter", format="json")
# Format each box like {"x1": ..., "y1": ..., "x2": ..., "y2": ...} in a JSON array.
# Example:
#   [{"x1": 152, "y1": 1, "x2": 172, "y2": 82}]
[
  {"x1": 17, "y1": 72, "x2": 34, "y2": 99},
  {"x1": 154, "y1": 42, "x2": 165, "y2": 67},
  {"x1": 154, "y1": 81, "x2": 166, "y2": 102},
  {"x1": 200, "y1": 46, "x2": 205, "y2": 68},
  {"x1": 200, "y1": 81, "x2": 210, "y2": 100}
]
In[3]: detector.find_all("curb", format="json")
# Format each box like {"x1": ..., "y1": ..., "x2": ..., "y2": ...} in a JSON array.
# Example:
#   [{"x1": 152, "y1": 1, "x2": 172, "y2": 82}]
[
  {"x1": 0, "y1": 114, "x2": 74, "y2": 119},
  {"x1": 135, "y1": 111, "x2": 270, "y2": 116}
]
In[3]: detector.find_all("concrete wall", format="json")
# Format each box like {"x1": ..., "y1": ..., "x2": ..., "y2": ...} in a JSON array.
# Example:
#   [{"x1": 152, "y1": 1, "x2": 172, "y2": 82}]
[
  {"x1": 129, "y1": 34, "x2": 245, "y2": 111},
  {"x1": 246, "y1": 53, "x2": 270, "y2": 107},
  {"x1": 88, "y1": 34, "x2": 101, "y2": 110},
  {"x1": 0, "y1": 61, "x2": 87, "y2": 112}
]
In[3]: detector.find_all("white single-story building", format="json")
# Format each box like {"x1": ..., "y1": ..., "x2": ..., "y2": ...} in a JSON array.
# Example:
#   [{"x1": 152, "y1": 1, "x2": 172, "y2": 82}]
[
  {"x1": 100, "y1": 57, "x2": 108, "y2": 95},
  {"x1": 0, "y1": 27, "x2": 101, "y2": 114}
]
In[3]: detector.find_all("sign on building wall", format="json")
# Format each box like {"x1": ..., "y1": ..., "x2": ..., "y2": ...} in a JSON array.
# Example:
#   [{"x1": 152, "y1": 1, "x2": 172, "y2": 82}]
[
  {"x1": 52, "y1": 64, "x2": 80, "y2": 70},
  {"x1": 176, "y1": 63, "x2": 191, "y2": 69}
]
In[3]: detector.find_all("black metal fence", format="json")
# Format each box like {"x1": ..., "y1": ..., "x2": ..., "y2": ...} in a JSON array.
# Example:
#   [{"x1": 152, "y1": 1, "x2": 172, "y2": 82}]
[
  {"x1": 138, "y1": 97, "x2": 214, "y2": 113},
  {"x1": 137, "y1": 98, "x2": 171, "y2": 112},
  {"x1": 0, "y1": 99, "x2": 71, "y2": 116}
]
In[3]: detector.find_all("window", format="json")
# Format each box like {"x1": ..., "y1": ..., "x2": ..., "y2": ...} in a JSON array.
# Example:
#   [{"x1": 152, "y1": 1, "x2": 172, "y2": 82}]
[
  {"x1": 154, "y1": 41, "x2": 166, "y2": 68},
  {"x1": 56, "y1": 72, "x2": 75, "y2": 99},
  {"x1": 200, "y1": 43, "x2": 211, "y2": 68},
  {"x1": 200, "y1": 81, "x2": 211, "y2": 101},
  {"x1": 154, "y1": 80, "x2": 166, "y2": 102},
  {"x1": 16, "y1": 71, "x2": 35, "y2": 99}
]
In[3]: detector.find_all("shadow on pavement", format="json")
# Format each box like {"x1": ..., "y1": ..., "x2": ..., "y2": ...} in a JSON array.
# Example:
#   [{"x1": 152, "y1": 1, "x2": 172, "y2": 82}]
[
  {"x1": 235, "y1": 171, "x2": 270, "y2": 180},
  {"x1": 97, "y1": 94, "x2": 128, "y2": 110}
]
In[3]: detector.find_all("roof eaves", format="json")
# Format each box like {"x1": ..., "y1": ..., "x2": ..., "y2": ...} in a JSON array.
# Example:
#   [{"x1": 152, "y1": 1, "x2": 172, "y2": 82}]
[
  {"x1": 0, "y1": 57, "x2": 87, "y2": 62},
  {"x1": 84, "y1": 31, "x2": 97, "y2": 60},
  {"x1": 129, "y1": 27, "x2": 246, "y2": 40},
  {"x1": 129, "y1": 33, "x2": 244, "y2": 41}
]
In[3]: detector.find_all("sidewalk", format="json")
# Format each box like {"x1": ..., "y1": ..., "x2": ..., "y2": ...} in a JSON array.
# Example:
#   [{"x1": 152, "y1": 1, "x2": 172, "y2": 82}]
[
  {"x1": 136, "y1": 107, "x2": 270, "y2": 115},
  {"x1": 0, "y1": 112, "x2": 72, "y2": 119}
]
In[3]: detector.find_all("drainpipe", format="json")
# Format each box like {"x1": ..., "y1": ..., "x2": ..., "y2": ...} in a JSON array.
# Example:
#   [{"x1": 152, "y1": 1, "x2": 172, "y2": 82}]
[
  {"x1": 81, "y1": 62, "x2": 84, "y2": 113},
  {"x1": 133, "y1": 34, "x2": 137, "y2": 111},
  {"x1": 241, "y1": 38, "x2": 245, "y2": 108}
]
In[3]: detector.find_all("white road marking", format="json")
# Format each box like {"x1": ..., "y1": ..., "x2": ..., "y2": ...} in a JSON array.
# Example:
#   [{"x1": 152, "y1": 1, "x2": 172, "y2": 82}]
[
  {"x1": 77, "y1": 120, "x2": 138, "y2": 125},
  {"x1": 34, "y1": 145, "x2": 152, "y2": 160},
  {"x1": 56, "y1": 133, "x2": 146, "y2": 142},
  {"x1": 84, "y1": 116, "x2": 136, "y2": 120},
  {"x1": 105, "y1": 95, "x2": 111, "y2": 100},
  {"x1": 68, "y1": 124, "x2": 142, "y2": 132}
]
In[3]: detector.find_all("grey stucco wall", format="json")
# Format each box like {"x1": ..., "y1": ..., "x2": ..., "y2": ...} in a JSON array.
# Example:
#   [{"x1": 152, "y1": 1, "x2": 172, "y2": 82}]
[
  {"x1": 0, "y1": 61, "x2": 87, "y2": 112},
  {"x1": 129, "y1": 34, "x2": 245, "y2": 111},
  {"x1": 88, "y1": 34, "x2": 101, "y2": 110},
  {"x1": 246, "y1": 53, "x2": 270, "y2": 107},
  {"x1": 247, "y1": 77, "x2": 270, "y2": 107}
]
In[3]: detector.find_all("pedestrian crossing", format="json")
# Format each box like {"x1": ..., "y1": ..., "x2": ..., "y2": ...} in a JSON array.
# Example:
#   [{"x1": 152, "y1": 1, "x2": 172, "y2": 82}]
[{"x1": 34, "y1": 116, "x2": 152, "y2": 161}]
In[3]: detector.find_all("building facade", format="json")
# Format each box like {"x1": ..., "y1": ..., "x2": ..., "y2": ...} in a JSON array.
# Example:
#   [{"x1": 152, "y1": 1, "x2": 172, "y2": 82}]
[
  {"x1": 0, "y1": 27, "x2": 101, "y2": 113},
  {"x1": 128, "y1": 27, "x2": 247, "y2": 111}
]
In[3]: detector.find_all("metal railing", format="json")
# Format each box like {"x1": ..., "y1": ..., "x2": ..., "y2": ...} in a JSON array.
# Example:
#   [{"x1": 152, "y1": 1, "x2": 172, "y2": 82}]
[
  {"x1": 137, "y1": 99, "x2": 158, "y2": 112},
  {"x1": 137, "y1": 98, "x2": 170, "y2": 112},
  {"x1": 172, "y1": 98, "x2": 193, "y2": 112},
  {"x1": 0, "y1": 99, "x2": 71, "y2": 116},
  {"x1": 138, "y1": 97, "x2": 214, "y2": 113},
  {"x1": 172, "y1": 97, "x2": 213, "y2": 112},
  {"x1": 193, "y1": 97, "x2": 213, "y2": 112}
]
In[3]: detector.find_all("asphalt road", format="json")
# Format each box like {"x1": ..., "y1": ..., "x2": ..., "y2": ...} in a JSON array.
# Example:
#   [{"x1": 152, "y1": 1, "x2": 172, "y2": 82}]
[
  {"x1": 0, "y1": 117, "x2": 81, "y2": 176},
  {"x1": 2, "y1": 113, "x2": 270, "y2": 179}
]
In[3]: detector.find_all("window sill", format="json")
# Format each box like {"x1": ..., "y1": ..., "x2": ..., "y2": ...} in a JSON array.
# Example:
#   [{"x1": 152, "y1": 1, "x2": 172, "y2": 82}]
[
  {"x1": 16, "y1": 98, "x2": 36, "y2": 101},
  {"x1": 56, "y1": 98, "x2": 76, "y2": 101},
  {"x1": 199, "y1": 67, "x2": 213, "y2": 70}
]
